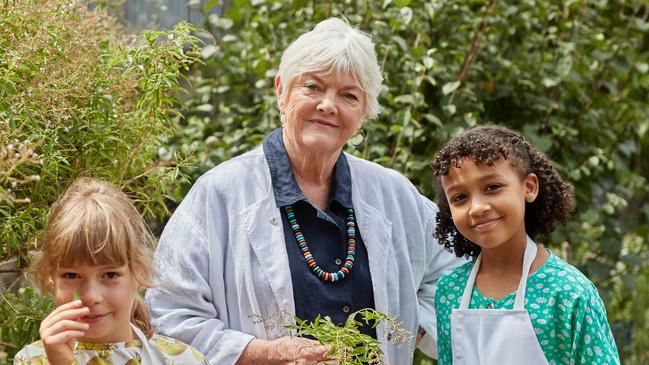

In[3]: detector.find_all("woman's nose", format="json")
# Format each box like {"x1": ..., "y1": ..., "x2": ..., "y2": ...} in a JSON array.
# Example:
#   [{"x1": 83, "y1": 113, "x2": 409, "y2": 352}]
[{"x1": 317, "y1": 91, "x2": 337, "y2": 114}]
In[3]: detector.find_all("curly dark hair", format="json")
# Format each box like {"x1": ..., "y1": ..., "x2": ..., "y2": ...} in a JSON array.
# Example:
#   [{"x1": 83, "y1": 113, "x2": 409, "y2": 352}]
[{"x1": 430, "y1": 124, "x2": 574, "y2": 258}]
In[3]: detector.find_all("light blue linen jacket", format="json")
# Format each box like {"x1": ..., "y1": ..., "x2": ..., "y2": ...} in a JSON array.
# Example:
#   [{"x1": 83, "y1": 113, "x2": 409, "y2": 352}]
[{"x1": 145, "y1": 145, "x2": 462, "y2": 364}]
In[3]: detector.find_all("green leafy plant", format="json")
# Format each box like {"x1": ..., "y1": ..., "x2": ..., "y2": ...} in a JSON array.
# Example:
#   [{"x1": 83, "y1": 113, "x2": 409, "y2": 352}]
[
  {"x1": 0, "y1": 1, "x2": 202, "y2": 361},
  {"x1": 288, "y1": 308, "x2": 411, "y2": 365},
  {"x1": 0, "y1": 288, "x2": 54, "y2": 360}
]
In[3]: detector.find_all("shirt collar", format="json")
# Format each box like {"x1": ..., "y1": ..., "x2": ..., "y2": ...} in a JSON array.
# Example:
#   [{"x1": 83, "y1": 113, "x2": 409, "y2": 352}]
[{"x1": 263, "y1": 128, "x2": 353, "y2": 208}]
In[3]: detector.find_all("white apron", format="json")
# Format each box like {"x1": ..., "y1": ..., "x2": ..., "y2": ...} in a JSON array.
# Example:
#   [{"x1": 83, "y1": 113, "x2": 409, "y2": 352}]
[{"x1": 450, "y1": 236, "x2": 549, "y2": 365}]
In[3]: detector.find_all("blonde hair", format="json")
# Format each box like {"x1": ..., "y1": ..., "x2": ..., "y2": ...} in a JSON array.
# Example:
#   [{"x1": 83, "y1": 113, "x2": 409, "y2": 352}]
[
  {"x1": 30, "y1": 178, "x2": 155, "y2": 338},
  {"x1": 278, "y1": 17, "x2": 383, "y2": 119}
]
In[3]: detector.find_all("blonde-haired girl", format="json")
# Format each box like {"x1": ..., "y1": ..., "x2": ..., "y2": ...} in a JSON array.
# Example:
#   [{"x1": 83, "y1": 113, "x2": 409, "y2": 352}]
[{"x1": 14, "y1": 179, "x2": 208, "y2": 365}]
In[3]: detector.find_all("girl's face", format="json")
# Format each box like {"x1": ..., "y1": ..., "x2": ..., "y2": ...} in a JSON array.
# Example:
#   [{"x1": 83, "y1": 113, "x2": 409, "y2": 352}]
[
  {"x1": 54, "y1": 261, "x2": 138, "y2": 343},
  {"x1": 440, "y1": 157, "x2": 538, "y2": 252}
]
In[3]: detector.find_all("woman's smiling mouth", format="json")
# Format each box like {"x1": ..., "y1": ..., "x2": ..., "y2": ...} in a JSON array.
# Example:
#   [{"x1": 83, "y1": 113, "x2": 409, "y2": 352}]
[{"x1": 311, "y1": 118, "x2": 337, "y2": 127}]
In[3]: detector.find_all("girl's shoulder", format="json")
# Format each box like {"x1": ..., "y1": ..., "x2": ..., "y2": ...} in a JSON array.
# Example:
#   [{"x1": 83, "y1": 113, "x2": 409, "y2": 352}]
[
  {"x1": 14, "y1": 340, "x2": 47, "y2": 364},
  {"x1": 438, "y1": 258, "x2": 475, "y2": 289},
  {"x1": 532, "y1": 251, "x2": 603, "y2": 301}
]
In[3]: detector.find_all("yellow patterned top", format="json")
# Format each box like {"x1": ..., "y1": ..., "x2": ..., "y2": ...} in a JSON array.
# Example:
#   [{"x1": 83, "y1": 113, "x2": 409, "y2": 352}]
[{"x1": 14, "y1": 334, "x2": 209, "y2": 365}]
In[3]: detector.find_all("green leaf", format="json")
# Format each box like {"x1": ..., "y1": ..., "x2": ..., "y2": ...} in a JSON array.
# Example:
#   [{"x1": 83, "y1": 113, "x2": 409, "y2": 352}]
[
  {"x1": 441, "y1": 81, "x2": 461, "y2": 95},
  {"x1": 203, "y1": 0, "x2": 218, "y2": 12},
  {"x1": 200, "y1": 45, "x2": 218, "y2": 59},
  {"x1": 393, "y1": 95, "x2": 414, "y2": 104}
]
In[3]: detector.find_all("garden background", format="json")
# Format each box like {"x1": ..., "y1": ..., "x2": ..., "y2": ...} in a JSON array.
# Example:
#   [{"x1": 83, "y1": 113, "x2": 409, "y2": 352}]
[{"x1": 1, "y1": 0, "x2": 648, "y2": 364}]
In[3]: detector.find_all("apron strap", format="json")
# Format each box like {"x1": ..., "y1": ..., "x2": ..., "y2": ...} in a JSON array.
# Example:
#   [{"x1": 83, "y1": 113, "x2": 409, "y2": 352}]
[
  {"x1": 513, "y1": 236, "x2": 537, "y2": 309},
  {"x1": 459, "y1": 254, "x2": 481, "y2": 309},
  {"x1": 458, "y1": 236, "x2": 538, "y2": 310}
]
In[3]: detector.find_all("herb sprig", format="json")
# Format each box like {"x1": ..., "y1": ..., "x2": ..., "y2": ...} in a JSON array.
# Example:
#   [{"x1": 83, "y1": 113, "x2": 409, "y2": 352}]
[{"x1": 287, "y1": 308, "x2": 411, "y2": 365}]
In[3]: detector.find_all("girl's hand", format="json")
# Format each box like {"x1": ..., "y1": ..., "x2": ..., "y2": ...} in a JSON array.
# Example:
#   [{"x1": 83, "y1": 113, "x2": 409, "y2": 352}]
[
  {"x1": 238, "y1": 337, "x2": 335, "y2": 365},
  {"x1": 39, "y1": 300, "x2": 90, "y2": 365}
]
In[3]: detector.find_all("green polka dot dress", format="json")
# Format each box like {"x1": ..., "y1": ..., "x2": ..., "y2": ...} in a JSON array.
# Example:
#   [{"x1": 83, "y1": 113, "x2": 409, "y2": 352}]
[{"x1": 435, "y1": 251, "x2": 620, "y2": 365}]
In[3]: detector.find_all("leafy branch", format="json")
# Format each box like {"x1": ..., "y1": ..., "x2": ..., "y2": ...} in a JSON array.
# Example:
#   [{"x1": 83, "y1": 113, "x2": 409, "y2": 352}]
[{"x1": 287, "y1": 308, "x2": 411, "y2": 365}]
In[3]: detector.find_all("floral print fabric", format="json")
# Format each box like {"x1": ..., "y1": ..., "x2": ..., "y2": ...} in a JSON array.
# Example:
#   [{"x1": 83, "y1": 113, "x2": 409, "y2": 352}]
[{"x1": 14, "y1": 334, "x2": 208, "y2": 365}]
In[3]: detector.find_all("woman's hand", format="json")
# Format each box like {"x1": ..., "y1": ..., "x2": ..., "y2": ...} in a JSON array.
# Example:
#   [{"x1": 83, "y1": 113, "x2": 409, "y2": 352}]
[
  {"x1": 39, "y1": 300, "x2": 89, "y2": 365},
  {"x1": 238, "y1": 337, "x2": 336, "y2": 365}
]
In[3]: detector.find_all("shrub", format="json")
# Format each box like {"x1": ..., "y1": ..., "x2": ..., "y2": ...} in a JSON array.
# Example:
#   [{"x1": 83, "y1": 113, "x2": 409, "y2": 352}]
[{"x1": 0, "y1": 0, "x2": 200, "y2": 360}]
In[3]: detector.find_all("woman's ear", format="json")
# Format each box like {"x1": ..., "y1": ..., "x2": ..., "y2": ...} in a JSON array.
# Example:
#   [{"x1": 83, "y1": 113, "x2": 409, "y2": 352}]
[
  {"x1": 524, "y1": 173, "x2": 540, "y2": 203},
  {"x1": 274, "y1": 74, "x2": 285, "y2": 112}
]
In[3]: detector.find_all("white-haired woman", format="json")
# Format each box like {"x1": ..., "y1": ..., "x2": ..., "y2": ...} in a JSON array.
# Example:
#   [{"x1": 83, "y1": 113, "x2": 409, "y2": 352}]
[{"x1": 146, "y1": 18, "x2": 460, "y2": 365}]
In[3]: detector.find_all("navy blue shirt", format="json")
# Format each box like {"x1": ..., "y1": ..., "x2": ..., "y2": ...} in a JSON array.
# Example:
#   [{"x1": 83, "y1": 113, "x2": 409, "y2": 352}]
[{"x1": 263, "y1": 128, "x2": 376, "y2": 338}]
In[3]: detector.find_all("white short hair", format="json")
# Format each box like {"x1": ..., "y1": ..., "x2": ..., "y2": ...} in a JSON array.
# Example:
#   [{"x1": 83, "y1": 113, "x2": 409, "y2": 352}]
[{"x1": 278, "y1": 18, "x2": 383, "y2": 119}]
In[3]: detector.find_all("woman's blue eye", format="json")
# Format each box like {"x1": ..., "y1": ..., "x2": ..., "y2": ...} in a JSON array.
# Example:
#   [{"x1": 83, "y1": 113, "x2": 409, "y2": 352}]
[{"x1": 304, "y1": 83, "x2": 320, "y2": 90}]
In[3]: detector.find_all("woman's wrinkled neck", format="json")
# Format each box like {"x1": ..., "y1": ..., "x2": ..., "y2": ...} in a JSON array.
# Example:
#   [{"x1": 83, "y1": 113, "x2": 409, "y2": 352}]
[
  {"x1": 282, "y1": 131, "x2": 339, "y2": 210},
  {"x1": 282, "y1": 131, "x2": 339, "y2": 186}
]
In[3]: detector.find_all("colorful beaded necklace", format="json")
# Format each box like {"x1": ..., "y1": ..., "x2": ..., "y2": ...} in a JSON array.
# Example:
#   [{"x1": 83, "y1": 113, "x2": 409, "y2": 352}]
[{"x1": 284, "y1": 205, "x2": 356, "y2": 283}]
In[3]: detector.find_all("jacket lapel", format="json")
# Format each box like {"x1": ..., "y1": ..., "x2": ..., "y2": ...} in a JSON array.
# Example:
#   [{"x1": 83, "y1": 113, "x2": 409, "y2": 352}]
[
  {"x1": 353, "y1": 197, "x2": 392, "y2": 359},
  {"x1": 241, "y1": 194, "x2": 296, "y2": 316}
]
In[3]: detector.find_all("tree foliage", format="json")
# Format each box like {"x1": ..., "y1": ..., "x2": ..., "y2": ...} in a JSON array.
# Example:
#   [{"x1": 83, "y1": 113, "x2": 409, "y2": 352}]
[
  {"x1": 174, "y1": 1, "x2": 648, "y2": 363},
  {"x1": 0, "y1": 0, "x2": 199, "y2": 361}
]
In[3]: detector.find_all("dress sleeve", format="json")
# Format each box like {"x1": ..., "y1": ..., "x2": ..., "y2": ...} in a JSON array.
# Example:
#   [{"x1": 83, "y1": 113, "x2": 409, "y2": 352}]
[{"x1": 570, "y1": 285, "x2": 621, "y2": 365}]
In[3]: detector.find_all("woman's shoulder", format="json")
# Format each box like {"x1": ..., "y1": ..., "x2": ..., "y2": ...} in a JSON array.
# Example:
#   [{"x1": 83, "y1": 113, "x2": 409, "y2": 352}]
[
  {"x1": 180, "y1": 146, "x2": 271, "y2": 205},
  {"x1": 151, "y1": 334, "x2": 208, "y2": 364},
  {"x1": 197, "y1": 146, "x2": 268, "y2": 185},
  {"x1": 345, "y1": 153, "x2": 411, "y2": 183},
  {"x1": 344, "y1": 153, "x2": 431, "y2": 208}
]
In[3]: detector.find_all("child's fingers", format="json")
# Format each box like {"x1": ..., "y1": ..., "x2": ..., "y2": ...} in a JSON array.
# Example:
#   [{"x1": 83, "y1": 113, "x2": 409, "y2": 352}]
[
  {"x1": 49, "y1": 300, "x2": 86, "y2": 315},
  {"x1": 41, "y1": 318, "x2": 89, "y2": 338},
  {"x1": 41, "y1": 329, "x2": 87, "y2": 347},
  {"x1": 40, "y1": 307, "x2": 90, "y2": 343},
  {"x1": 40, "y1": 304, "x2": 88, "y2": 328},
  {"x1": 41, "y1": 300, "x2": 85, "y2": 324}
]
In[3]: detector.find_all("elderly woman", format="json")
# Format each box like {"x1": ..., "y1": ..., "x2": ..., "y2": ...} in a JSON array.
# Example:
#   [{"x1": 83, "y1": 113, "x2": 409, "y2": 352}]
[{"x1": 146, "y1": 18, "x2": 459, "y2": 364}]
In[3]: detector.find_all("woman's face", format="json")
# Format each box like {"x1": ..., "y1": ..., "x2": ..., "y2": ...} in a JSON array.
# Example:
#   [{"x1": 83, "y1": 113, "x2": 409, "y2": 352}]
[{"x1": 276, "y1": 71, "x2": 366, "y2": 155}]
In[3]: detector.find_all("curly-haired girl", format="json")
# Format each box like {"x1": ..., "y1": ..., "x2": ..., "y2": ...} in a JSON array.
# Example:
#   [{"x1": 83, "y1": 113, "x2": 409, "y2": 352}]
[{"x1": 430, "y1": 125, "x2": 619, "y2": 365}]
